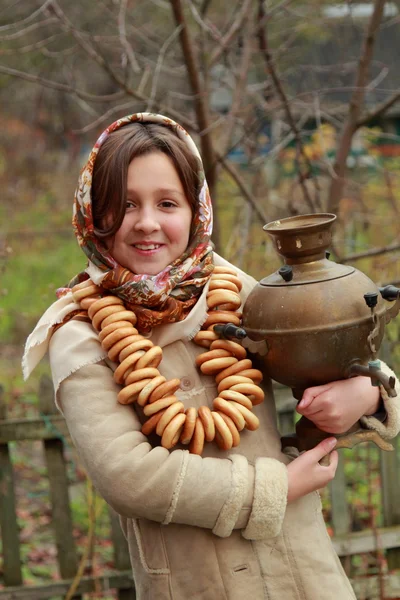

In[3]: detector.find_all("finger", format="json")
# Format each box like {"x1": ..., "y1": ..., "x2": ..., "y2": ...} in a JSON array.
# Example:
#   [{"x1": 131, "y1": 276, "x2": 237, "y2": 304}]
[
  {"x1": 298, "y1": 384, "x2": 330, "y2": 409},
  {"x1": 327, "y1": 450, "x2": 339, "y2": 473},
  {"x1": 297, "y1": 402, "x2": 325, "y2": 417},
  {"x1": 310, "y1": 437, "x2": 337, "y2": 461}
]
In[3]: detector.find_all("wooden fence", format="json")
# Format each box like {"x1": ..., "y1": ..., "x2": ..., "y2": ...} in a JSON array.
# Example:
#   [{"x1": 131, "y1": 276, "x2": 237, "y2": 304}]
[
  {"x1": 0, "y1": 378, "x2": 135, "y2": 600},
  {"x1": 0, "y1": 378, "x2": 399, "y2": 599}
]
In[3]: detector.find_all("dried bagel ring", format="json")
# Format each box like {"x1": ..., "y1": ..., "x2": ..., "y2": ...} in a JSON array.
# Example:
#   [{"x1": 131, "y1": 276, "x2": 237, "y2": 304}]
[
  {"x1": 217, "y1": 375, "x2": 254, "y2": 394},
  {"x1": 161, "y1": 413, "x2": 186, "y2": 449},
  {"x1": 215, "y1": 359, "x2": 253, "y2": 384},
  {"x1": 102, "y1": 329, "x2": 141, "y2": 352},
  {"x1": 206, "y1": 290, "x2": 241, "y2": 311},
  {"x1": 93, "y1": 305, "x2": 127, "y2": 331},
  {"x1": 217, "y1": 412, "x2": 241, "y2": 447},
  {"x1": 99, "y1": 321, "x2": 138, "y2": 342},
  {"x1": 118, "y1": 338, "x2": 152, "y2": 362},
  {"x1": 213, "y1": 397, "x2": 245, "y2": 431},
  {"x1": 219, "y1": 389, "x2": 253, "y2": 410},
  {"x1": 101, "y1": 310, "x2": 137, "y2": 328},
  {"x1": 101, "y1": 324, "x2": 139, "y2": 352},
  {"x1": 125, "y1": 368, "x2": 160, "y2": 386},
  {"x1": 230, "y1": 383, "x2": 264, "y2": 406},
  {"x1": 180, "y1": 407, "x2": 197, "y2": 445},
  {"x1": 72, "y1": 284, "x2": 101, "y2": 302},
  {"x1": 149, "y1": 378, "x2": 181, "y2": 403},
  {"x1": 210, "y1": 339, "x2": 246, "y2": 360},
  {"x1": 198, "y1": 406, "x2": 216, "y2": 442},
  {"x1": 108, "y1": 334, "x2": 146, "y2": 363},
  {"x1": 204, "y1": 311, "x2": 241, "y2": 328},
  {"x1": 212, "y1": 266, "x2": 238, "y2": 275},
  {"x1": 143, "y1": 395, "x2": 178, "y2": 417},
  {"x1": 208, "y1": 279, "x2": 239, "y2": 293},
  {"x1": 118, "y1": 378, "x2": 152, "y2": 405},
  {"x1": 115, "y1": 336, "x2": 152, "y2": 363},
  {"x1": 239, "y1": 368, "x2": 263, "y2": 384},
  {"x1": 81, "y1": 296, "x2": 101, "y2": 310},
  {"x1": 211, "y1": 411, "x2": 233, "y2": 450},
  {"x1": 141, "y1": 409, "x2": 167, "y2": 436},
  {"x1": 156, "y1": 402, "x2": 185, "y2": 436},
  {"x1": 216, "y1": 303, "x2": 240, "y2": 311},
  {"x1": 113, "y1": 350, "x2": 146, "y2": 384},
  {"x1": 137, "y1": 376, "x2": 167, "y2": 407},
  {"x1": 189, "y1": 417, "x2": 205, "y2": 455},
  {"x1": 72, "y1": 279, "x2": 95, "y2": 292},
  {"x1": 200, "y1": 356, "x2": 238, "y2": 376},
  {"x1": 211, "y1": 273, "x2": 242, "y2": 290},
  {"x1": 228, "y1": 401, "x2": 260, "y2": 431},
  {"x1": 136, "y1": 346, "x2": 163, "y2": 370},
  {"x1": 195, "y1": 348, "x2": 231, "y2": 367},
  {"x1": 88, "y1": 295, "x2": 124, "y2": 319},
  {"x1": 193, "y1": 330, "x2": 219, "y2": 348}
]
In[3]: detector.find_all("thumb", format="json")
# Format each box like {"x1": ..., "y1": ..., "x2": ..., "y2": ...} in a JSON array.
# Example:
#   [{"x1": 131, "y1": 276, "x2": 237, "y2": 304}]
[{"x1": 310, "y1": 437, "x2": 337, "y2": 461}]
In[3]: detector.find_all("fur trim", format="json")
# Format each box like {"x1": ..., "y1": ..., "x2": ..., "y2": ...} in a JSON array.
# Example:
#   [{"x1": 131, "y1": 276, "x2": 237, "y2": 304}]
[
  {"x1": 212, "y1": 454, "x2": 248, "y2": 538},
  {"x1": 360, "y1": 361, "x2": 400, "y2": 440},
  {"x1": 163, "y1": 450, "x2": 190, "y2": 525},
  {"x1": 242, "y1": 457, "x2": 288, "y2": 540}
]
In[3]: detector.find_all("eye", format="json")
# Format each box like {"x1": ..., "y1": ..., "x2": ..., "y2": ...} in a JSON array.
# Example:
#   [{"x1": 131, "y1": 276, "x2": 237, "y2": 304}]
[
  {"x1": 126, "y1": 200, "x2": 136, "y2": 209},
  {"x1": 159, "y1": 200, "x2": 176, "y2": 208}
]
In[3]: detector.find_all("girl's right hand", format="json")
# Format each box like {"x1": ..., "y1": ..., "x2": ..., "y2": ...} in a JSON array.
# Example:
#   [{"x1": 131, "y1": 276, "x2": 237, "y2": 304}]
[{"x1": 286, "y1": 437, "x2": 338, "y2": 503}]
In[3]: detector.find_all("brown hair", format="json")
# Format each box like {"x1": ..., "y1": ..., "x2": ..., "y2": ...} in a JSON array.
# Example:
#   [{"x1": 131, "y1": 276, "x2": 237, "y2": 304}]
[{"x1": 91, "y1": 122, "x2": 201, "y2": 239}]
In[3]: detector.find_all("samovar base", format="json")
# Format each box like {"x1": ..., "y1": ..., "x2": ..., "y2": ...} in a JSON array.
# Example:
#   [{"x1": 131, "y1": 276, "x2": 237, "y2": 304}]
[{"x1": 281, "y1": 416, "x2": 394, "y2": 466}]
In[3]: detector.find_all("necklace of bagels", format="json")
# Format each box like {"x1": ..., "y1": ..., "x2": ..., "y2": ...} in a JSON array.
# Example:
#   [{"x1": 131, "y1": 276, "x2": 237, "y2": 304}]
[{"x1": 71, "y1": 266, "x2": 264, "y2": 455}]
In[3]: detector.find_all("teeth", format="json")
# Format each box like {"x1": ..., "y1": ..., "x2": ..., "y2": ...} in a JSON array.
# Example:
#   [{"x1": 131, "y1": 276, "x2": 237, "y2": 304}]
[{"x1": 134, "y1": 244, "x2": 160, "y2": 250}]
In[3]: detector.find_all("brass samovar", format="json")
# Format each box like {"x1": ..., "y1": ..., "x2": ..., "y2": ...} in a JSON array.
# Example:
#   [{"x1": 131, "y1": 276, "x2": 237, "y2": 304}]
[{"x1": 241, "y1": 213, "x2": 400, "y2": 457}]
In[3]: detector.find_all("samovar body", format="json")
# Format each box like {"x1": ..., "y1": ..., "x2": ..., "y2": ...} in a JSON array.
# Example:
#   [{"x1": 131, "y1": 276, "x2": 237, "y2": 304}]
[{"x1": 241, "y1": 213, "x2": 400, "y2": 454}]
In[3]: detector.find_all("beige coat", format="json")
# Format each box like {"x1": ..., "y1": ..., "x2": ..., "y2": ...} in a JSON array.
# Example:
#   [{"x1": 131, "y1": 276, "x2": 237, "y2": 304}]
[{"x1": 26, "y1": 255, "x2": 400, "y2": 600}]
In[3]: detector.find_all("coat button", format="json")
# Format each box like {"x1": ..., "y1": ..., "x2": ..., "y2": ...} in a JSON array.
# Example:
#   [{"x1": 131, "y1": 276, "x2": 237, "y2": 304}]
[{"x1": 180, "y1": 377, "x2": 193, "y2": 391}]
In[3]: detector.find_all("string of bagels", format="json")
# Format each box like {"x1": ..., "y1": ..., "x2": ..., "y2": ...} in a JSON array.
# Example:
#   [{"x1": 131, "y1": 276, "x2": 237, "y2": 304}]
[{"x1": 71, "y1": 266, "x2": 264, "y2": 456}]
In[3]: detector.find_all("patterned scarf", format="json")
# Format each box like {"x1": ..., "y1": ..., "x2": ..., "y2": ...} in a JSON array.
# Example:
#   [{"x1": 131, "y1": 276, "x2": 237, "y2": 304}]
[{"x1": 59, "y1": 113, "x2": 214, "y2": 333}]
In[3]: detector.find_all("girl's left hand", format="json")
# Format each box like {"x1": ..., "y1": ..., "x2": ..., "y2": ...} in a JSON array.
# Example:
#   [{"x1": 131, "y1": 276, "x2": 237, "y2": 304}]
[{"x1": 296, "y1": 376, "x2": 381, "y2": 434}]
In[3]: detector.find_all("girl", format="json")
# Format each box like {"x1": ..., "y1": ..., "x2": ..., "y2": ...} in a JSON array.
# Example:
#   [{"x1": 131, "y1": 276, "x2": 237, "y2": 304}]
[{"x1": 24, "y1": 113, "x2": 400, "y2": 600}]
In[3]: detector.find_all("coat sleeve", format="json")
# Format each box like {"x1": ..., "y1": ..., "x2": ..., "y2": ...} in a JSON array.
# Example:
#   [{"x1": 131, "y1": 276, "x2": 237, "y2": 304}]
[
  {"x1": 54, "y1": 360, "x2": 287, "y2": 540},
  {"x1": 360, "y1": 361, "x2": 400, "y2": 439}
]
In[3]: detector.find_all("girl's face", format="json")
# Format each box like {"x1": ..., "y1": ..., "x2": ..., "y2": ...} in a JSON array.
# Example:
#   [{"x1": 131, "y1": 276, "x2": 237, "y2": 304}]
[{"x1": 108, "y1": 151, "x2": 193, "y2": 275}]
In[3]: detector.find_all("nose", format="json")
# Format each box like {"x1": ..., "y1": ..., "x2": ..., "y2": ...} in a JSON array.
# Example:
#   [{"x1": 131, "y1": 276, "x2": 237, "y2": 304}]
[{"x1": 133, "y1": 207, "x2": 161, "y2": 234}]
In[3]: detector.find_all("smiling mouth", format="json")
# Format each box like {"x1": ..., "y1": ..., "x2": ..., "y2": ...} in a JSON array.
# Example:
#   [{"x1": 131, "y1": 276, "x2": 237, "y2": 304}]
[{"x1": 133, "y1": 243, "x2": 163, "y2": 250}]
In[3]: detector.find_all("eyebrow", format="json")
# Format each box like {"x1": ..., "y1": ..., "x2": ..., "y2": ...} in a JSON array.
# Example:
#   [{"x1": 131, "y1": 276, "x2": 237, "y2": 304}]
[{"x1": 127, "y1": 187, "x2": 185, "y2": 197}]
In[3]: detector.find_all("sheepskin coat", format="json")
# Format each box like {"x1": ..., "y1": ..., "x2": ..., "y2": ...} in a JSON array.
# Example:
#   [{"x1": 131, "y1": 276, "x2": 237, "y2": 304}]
[{"x1": 32, "y1": 255, "x2": 399, "y2": 600}]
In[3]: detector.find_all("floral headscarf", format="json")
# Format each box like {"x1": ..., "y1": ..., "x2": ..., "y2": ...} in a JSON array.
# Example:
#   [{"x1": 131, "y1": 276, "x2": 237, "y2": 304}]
[{"x1": 61, "y1": 113, "x2": 214, "y2": 332}]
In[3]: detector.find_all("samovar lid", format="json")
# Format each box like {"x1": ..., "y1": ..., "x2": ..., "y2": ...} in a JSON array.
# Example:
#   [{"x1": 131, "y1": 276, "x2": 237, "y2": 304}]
[{"x1": 262, "y1": 213, "x2": 354, "y2": 285}]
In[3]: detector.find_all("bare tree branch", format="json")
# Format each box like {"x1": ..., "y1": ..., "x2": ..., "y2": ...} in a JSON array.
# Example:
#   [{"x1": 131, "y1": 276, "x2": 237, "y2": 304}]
[
  {"x1": 340, "y1": 241, "x2": 400, "y2": 264},
  {"x1": 327, "y1": 0, "x2": 386, "y2": 215},
  {"x1": 72, "y1": 101, "x2": 137, "y2": 134},
  {"x1": 118, "y1": 0, "x2": 141, "y2": 74},
  {"x1": 169, "y1": 0, "x2": 220, "y2": 247},
  {"x1": 0, "y1": 64, "x2": 127, "y2": 102},
  {"x1": 0, "y1": 0, "x2": 54, "y2": 32},
  {"x1": 0, "y1": 33, "x2": 62, "y2": 55},
  {"x1": 219, "y1": 10, "x2": 254, "y2": 155},
  {"x1": 357, "y1": 90, "x2": 400, "y2": 128},
  {"x1": 147, "y1": 24, "x2": 183, "y2": 111},
  {"x1": 0, "y1": 16, "x2": 57, "y2": 40},
  {"x1": 217, "y1": 154, "x2": 269, "y2": 225},
  {"x1": 169, "y1": 0, "x2": 216, "y2": 183},
  {"x1": 209, "y1": 0, "x2": 253, "y2": 67},
  {"x1": 257, "y1": 0, "x2": 321, "y2": 213}
]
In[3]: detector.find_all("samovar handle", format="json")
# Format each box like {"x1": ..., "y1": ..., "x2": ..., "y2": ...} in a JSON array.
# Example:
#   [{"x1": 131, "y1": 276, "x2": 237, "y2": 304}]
[{"x1": 379, "y1": 285, "x2": 400, "y2": 324}]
